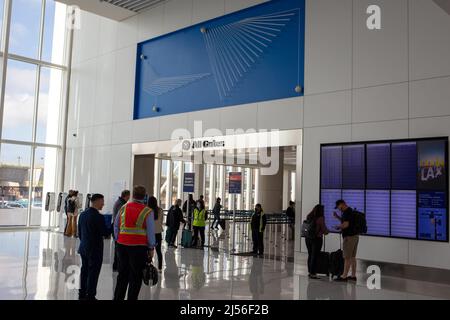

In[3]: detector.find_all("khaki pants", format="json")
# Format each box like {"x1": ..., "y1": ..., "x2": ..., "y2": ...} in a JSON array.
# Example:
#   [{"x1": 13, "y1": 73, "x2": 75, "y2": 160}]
[
  {"x1": 343, "y1": 235, "x2": 359, "y2": 259},
  {"x1": 65, "y1": 212, "x2": 78, "y2": 237}
]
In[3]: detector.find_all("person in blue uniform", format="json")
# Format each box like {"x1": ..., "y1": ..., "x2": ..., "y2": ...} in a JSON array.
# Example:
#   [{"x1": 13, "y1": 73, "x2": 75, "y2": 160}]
[{"x1": 78, "y1": 193, "x2": 109, "y2": 300}]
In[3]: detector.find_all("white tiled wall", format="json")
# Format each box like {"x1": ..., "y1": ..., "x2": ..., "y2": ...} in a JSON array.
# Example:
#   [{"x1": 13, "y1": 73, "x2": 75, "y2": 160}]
[{"x1": 67, "y1": 0, "x2": 450, "y2": 269}]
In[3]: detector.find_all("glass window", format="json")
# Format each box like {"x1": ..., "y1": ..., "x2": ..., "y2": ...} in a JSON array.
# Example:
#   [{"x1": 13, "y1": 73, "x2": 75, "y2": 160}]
[
  {"x1": 0, "y1": 144, "x2": 32, "y2": 226},
  {"x1": 184, "y1": 162, "x2": 193, "y2": 173},
  {"x1": 204, "y1": 165, "x2": 211, "y2": 209},
  {"x1": 290, "y1": 171, "x2": 296, "y2": 202},
  {"x1": 0, "y1": 1, "x2": 67, "y2": 228},
  {"x1": 172, "y1": 161, "x2": 181, "y2": 205},
  {"x1": 0, "y1": 0, "x2": 4, "y2": 46},
  {"x1": 159, "y1": 160, "x2": 169, "y2": 210},
  {"x1": 31, "y1": 147, "x2": 58, "y2": 226},
  {"x1": 2, "y1": 60, "x2": 38, "y2": 142},
  {"x1": 9, "y1": 0, "x2": 43, "y2": 59},
  {"x1": 36, "y1": 67, "x2": 63, "y2": 144},
  {"x1": 42, "y1": 0, "x2": 66, "y2": 64},
  {"x1": 215, "y1": 165, "x2": 221, "y2": 200}
]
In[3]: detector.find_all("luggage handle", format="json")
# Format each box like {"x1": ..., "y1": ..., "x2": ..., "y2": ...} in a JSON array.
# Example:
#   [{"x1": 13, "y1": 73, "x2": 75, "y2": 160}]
[{"x1": 322, "y1": 232, "x2": 343, "y2": 252}]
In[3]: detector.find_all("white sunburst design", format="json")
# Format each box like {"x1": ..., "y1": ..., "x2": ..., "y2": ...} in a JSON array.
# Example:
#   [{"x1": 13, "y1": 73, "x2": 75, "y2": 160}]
[
  {"x1": 142, "y1": 59, "x2": 211, "y2": 97},
  {"x1": 202, "y1": 9, "x2": 298, "y2": 100}
]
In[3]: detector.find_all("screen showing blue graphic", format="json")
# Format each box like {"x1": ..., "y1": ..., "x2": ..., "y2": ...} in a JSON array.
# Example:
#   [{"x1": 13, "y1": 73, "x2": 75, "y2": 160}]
[
  {"x1": 320, "y1": 138, "x2": 448, "y2": 242},
  {"x1": 392, "y1": 142, "x2": 417, "y2": 190},
  {"x1": 134, "y1": 0, "x2": 305, "y2": 119},
  {"x1": 342, "y1": 145, "x2": 365, "y2": 189},
  {"x1": 367, "y1": 143, "x2": 391, "y2": 189},
  {"x1": 391, "y1": 190, "x2": 417, "y2": 239},
  {"x1": 321, "y1": 146, "x2": 342, "y2": 189},
  {"x1": 418, "y1": 192, "x2": 447, "y2": 241},
  {"x1": 321, "y1": 189, "x2": 342, "y2": 231},
  {"x1": 366, "y1": 190, "x2": 390, "y2": 236}
]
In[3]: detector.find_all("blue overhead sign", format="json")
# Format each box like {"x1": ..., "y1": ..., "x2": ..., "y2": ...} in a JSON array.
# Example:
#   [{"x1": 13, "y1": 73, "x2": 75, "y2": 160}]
[
  {"x1": 134, "y1": 0, "x2": 305, "y2": 119},
  {"x1": 183, "y1": 173, "x2": 195, "y2": 193}
]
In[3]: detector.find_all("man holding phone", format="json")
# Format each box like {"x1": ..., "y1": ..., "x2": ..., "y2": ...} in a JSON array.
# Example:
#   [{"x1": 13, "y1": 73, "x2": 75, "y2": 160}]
[{"x1": 333, "y1": 200, "x2": 358, "y2": 282}]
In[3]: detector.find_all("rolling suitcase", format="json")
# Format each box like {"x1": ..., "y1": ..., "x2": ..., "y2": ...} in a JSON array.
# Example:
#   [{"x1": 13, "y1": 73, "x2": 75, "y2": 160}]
[
  {"x1": 218, "y1": 219, "x2": 226, "y2": 231},
  {"x1": 316, "y1": 251, "x2": 330, "y2": 276},
  {"x1": 181, "y1": 229, "x2": 193, "y2": 248},
  {"x1": 330, "y1": 249, "x2": 344, "y2": 278}
]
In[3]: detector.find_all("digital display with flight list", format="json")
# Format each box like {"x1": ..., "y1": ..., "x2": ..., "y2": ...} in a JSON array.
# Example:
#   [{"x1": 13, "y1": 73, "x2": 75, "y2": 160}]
[
  {"x1": 342, "y1": 145, "x2": 365, "y2": 189},
  {"x1": 367, "y1": 143, "x2": 391, "y2": 189},
  {"x1": 320, "y1": 137, "x2": 448, "y2": 242},
  {"x1": 321, "y1": 146, "x2": 342, "y2": 189}
]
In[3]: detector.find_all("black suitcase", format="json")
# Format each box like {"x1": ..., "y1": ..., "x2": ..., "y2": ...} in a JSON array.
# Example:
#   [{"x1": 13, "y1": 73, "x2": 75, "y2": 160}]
[
  {"x1": 219, "y1": 220, "x2": 226, "y2": 230},
  {"x1": 316, "y1": 251, "x2": 330, "y2": 276},
  {"x1": 330, "y1": 249, "x2": 344, "y2": 277}
]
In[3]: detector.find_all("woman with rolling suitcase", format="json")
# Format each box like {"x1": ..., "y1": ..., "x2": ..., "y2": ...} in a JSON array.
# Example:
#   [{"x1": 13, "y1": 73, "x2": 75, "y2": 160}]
[{"x1": 305, "y1": 204, "x2": 329, "y2": 279}]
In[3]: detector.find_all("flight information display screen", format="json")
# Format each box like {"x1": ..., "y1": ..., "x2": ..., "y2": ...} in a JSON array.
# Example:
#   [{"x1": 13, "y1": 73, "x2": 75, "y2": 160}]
[
  {"x1": 342, "y1": 145, "x2": 365, "y2": 189},
  {"x1": 392, "y1": 142, "x2": 417, "y2": 190},
  {"x1": 320, "y1": 138, "x2": 448, "y2": 242},
  {"x1": 367, "y1": 143, "x2": 391, "y2": 189},
  {"x1": 321, "y1": 146, "x2": 342, "y2": 189}
]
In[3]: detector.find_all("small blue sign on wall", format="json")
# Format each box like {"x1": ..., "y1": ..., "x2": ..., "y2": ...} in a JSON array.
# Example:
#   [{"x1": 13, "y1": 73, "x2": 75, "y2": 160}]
[
  {"x1": 183, "y1": 173, "x2": 195, "y2": 193},
  {"x1": 134, "y1": 0, "x2": 305, "y2": 120}
]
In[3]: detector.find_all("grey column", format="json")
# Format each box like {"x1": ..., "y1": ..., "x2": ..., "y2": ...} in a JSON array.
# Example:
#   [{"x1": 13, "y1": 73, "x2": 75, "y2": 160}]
[{"x1": 257, "y1": 149, "x2": 284, "y2": 213}]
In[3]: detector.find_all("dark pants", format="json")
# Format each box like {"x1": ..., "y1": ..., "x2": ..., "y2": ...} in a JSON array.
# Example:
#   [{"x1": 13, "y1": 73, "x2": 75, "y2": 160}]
[
  {"x1": 305, "y1": 237, "x2": 323, "y2": 275},
  {"x1": 153, "y1": 233, "x2": 163, "y2": 270},
  {"x1": 252, "y1": 230, "x2": 264, "y2": 255},
  {"x1": 212, "y1": 216, "x2": 220, "y2": 229},
  {"x1": 192, "y1": 226, "x2": 205, "y2": 247},
  {"x1": 169, "y1": 226, "x2": 179, "y2": 246},
  {"x1": 112, "y1": 241, "x2": 119, "y2": 271},
  {"x1": 114, "y1": 244, "x2": 148, "y2": 300},
  {"x1": 79, "y1": 252, "x2": 103, "y2": 300}
]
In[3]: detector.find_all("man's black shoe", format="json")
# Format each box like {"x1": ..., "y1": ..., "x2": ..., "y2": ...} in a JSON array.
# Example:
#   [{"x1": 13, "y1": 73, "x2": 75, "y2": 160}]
[{"x1": 334, "y1": 277, "x2": 348, "y2": 282}]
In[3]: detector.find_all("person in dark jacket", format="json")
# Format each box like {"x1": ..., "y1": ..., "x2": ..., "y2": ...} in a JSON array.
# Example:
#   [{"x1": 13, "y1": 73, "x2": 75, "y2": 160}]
[
  {"x1": 182, "y1": 194, "x2": 196, "y2": 230},
  {"x1": 63, "y1": 190, "x2": 73, "y2": 234},
  {"x1": 112, "y1": 190, "x2": 130, "y2": 271},
  {"x1": 167, "y1": 199, "x2": 185, "y2": 248},
  {"x1": 286, "y1": 201, "x2": 295, "y2": 223},
  {"x1": 305, "y1": 204, "x2": 329, "y2": 279},
  {"x1": 286, "y1": 201, "x2": 296, "y2": 240},
  {"x1": 251, "y1": 204, "x2": 267, "y2": 256},
  {"x1": 78, "y1": 194, "x2": 108, "y2": 300},
  {"x1": 198, "y1": 195, "x2": 205, "y2": 209},
  {"x1": 212, "y1": 197, "x2": 222, "y2": 229}
]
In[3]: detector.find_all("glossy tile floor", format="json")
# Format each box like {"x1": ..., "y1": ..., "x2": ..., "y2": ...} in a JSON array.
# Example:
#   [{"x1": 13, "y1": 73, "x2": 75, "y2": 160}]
[{"x1": 1, "y1": 229, "x2": 450, "y2": 300}]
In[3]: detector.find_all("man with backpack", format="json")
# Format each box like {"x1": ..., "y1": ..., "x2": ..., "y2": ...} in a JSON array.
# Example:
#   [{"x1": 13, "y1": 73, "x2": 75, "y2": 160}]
[{"x1": 333, "y1": 199, "x2": 364, "y2": 282}]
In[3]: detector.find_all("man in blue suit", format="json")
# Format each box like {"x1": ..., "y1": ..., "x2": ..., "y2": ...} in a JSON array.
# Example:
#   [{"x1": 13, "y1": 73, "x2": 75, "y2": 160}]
[{"x1": 78, "y1": 194, "x2": 108, "y2": 300}]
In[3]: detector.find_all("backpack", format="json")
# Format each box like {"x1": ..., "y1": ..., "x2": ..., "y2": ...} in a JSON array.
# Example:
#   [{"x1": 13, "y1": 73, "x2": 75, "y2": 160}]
[
  {"x1": 67, "y1": 198, "x2": 76, "y2": 213},
  {"x1": 353, "y1": 210, "x2": 367, "y2": 234},
  {"x1": 301, "y1": 217, "x2": 317, "y2": 239}
]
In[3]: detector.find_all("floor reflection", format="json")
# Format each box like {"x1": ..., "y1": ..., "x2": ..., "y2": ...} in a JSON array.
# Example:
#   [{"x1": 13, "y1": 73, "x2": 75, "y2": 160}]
[{"x1": 1, "y1": 230, "x2": 450, "y2": 300}]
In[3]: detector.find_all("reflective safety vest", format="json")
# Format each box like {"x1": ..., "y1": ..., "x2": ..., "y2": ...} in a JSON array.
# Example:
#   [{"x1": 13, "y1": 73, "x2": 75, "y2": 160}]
[
  {"x1": 117, "y1": 202, "x2": 152, "y2": 246},
  {"x1": 193, "y1": 208, "x2": 206, "y2": 227}
]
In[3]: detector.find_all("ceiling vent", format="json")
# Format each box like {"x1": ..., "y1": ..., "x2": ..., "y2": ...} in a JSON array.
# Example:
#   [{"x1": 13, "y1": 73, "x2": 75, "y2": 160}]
[{"x1": 99, "y1": 0, "x2": 165, "y2": 13}]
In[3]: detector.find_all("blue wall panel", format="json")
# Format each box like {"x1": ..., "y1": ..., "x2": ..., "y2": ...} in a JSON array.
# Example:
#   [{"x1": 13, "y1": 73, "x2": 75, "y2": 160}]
[{"x1": 134, "y1": 0, "x2": 305, "y2": 120}]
